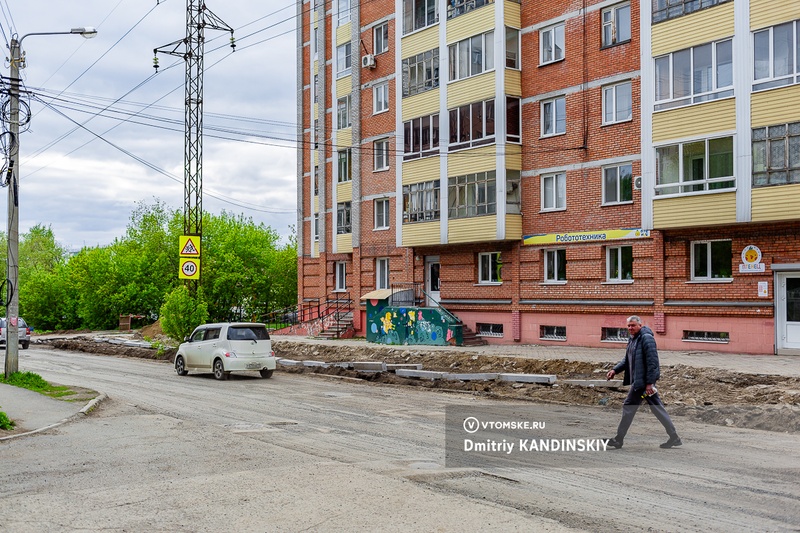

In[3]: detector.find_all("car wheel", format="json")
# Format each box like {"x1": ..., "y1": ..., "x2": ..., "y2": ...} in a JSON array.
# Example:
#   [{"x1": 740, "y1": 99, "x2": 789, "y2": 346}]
[
  {"x1": 175, "y1": 355, "x2": 188, "y2": 376},
  {"x1": 22, "y1": 342, "x2": 29, "y2": 350},
  {"x1": 260, "y1": 369, "x2": 274, "y2": 379},
  {"x1": 213, "y1": 359, "x2": 228, "y2": 380}
]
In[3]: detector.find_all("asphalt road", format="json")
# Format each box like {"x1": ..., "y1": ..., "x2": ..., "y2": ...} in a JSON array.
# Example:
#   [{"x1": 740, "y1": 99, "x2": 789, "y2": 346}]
[{"x1": 2, "y1": 347, "x2": 799, "y2": 532}]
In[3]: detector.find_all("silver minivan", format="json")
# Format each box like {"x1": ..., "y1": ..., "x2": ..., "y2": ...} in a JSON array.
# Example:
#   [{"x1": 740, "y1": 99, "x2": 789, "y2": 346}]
[{"x1": 0, "y1": 317, "x2": 31, "y2": 349}]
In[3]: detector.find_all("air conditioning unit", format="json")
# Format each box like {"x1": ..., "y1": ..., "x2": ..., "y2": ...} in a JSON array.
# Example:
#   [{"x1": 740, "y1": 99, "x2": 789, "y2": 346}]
[
  {"x1": 633, "y1": 176, "x2": 642, "y2": 190},
  {"x1": 361, "y1": 54, "x2": 376, "y2": 69}
]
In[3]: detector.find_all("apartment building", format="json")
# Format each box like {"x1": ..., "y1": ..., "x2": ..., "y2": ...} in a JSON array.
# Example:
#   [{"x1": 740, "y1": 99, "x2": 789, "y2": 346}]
[{"x1": 297, "y1": 0, "x2": 800, "y2": 355}]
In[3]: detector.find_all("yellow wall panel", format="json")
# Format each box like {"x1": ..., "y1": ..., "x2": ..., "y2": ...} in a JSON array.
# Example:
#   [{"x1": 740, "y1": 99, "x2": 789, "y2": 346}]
[
  {"x1": 505, "y1": 0, "x2": 521, "y2": 28},
  {"x1": 505, "y1": 144, "x2": 522, "y2": 170},
  {"x1": 447, "y1": 71, "x2": 496, "y2": 109},
  {"x1": 752, "y1": 184, "x2": 800, "y2": 222},
  {"x1": 751, "y1": 84, "x2": 800, "y2": 127},
  {"x1": 337, "y1": 127, "x2": 352, "y2": 148},
  {"x1": 337, "y1": 181, "x2": 352, "y2": 202},
  {"x1": 505, "y1": 69, "x2": 521, "y2": 96},
  {"x1": 401, "y1": 26, "x2": 438, "y2": 58},
  {"x1": 505, "y1": 214, "x2": 522, "y2": 240},
  {"x1": 652, "y1": 192, "x2": 737, "y2": 228},
  {"x1": 402, "y1": 89, "x2": 439, "y2": 121},
  {"x1": 402, "y1": 221, "x2": 441, "y2": 246},
  {"x1": 403, "y1": 156, "x2": 441, "y2": 185},
  {"x1": 652, "y1": 98, "x2": 735, "y2": 143},
  {"x1": 312, "y1": 241, "x2": 319, "y2": 258},
  {"x1": 336, "y1": 23, "x2": 351, "y2": 46},
  {"x1": 448, "y1": 216, "x2": 497, "y2": 243},
  {"x1": 751, "y1": 0, "x2": 798, "y2": 31},
  {"x1": 336, "y1": 75, "x2": 351, "y2": 98},
  {"x1": 651, "y1": 2, "x2": 734, "y2": 57},
  {"x1": 447, "y1": 4, "x2": 495, "y2": 43},
  {"x1": 336, "y1": 233, "x2": 353, "y2": 253},
  {"x1": 314, "y1": 196, "x2": 319, "y2": 212},
  {"x1": 448, "y1": 145, "x2": 497, "y2": 176}
]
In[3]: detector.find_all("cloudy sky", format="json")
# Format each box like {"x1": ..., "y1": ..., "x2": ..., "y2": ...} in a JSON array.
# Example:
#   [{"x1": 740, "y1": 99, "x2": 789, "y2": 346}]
[{"x1": 2, "y1": 0, "x2": 298, "y2": 250}]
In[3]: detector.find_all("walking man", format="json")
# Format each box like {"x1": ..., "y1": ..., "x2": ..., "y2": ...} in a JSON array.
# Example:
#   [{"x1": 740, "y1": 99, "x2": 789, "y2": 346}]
[{"x1": 605, "y1": 316, "x2": 682, "y2": 449}]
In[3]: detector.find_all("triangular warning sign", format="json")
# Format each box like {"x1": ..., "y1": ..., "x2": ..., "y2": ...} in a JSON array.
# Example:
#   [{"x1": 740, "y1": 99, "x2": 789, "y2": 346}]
[{"x1": 181, "y1": 238, "x2": 199, "y2": 256}]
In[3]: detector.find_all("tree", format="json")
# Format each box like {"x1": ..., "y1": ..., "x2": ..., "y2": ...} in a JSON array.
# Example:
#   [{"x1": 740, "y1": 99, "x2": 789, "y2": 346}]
[{"x1": 160, "y1": 285, "x2": 209, "y2": 341}]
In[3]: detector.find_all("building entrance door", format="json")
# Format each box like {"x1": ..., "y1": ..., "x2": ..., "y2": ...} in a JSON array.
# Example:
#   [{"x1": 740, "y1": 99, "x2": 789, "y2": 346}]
[
  {"x1": 777, "y1": 273, "x2": 800, "y2": 352},
  {"x1": 425, "y1": 256, "x2": 440, "y2": 307}
]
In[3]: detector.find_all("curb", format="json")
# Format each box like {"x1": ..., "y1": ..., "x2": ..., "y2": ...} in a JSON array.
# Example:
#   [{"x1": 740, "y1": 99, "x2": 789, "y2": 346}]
[{"x1": 0, "y1": 392, "x2": 108, "y2": 442}]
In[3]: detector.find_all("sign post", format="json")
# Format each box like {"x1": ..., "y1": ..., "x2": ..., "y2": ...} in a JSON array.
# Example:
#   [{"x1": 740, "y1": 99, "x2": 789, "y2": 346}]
[{"x1": 179, "y1": 235, "x2": 201, "y2": 280}]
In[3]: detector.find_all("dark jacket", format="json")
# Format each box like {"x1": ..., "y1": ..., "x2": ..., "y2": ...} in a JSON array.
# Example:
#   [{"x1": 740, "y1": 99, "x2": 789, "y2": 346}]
[{"x1": 613, "y1": 326, "x2": 660, "y2": 390}]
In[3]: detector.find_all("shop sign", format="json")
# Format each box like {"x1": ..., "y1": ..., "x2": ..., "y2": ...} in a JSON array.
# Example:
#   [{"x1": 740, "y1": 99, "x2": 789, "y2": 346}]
[
  {"x1": 523, "y1": 228, "x2": 651, "y2": 246},
  {"x1": 739, "y1": 244, "x2": 765, "y2": 273}
]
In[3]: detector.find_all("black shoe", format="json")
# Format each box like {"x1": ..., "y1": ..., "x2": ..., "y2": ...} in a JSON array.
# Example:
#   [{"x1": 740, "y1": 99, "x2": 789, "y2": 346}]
[
  {"x1": 660, "y1": 436, "x2": 682, "y2": 449},
  {"x1": 607, "y1": 437, "x2": 623, "y2": 449}
]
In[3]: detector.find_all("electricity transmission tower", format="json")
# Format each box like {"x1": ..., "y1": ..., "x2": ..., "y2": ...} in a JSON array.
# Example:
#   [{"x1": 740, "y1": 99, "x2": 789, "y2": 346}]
[{"x1": 154, "y1": 1, "x2": 234, "y2": 286}]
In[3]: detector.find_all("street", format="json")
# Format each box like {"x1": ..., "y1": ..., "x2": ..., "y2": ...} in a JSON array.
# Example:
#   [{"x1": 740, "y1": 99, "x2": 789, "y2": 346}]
[{"x1": 2, "y1": 346, "x2": 800, "y2": 532}]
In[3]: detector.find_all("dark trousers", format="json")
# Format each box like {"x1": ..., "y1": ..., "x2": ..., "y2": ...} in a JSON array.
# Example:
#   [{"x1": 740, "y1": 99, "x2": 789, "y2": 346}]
[{"x1": 616, "y1": 387, "x2": 678, "y2": 440}]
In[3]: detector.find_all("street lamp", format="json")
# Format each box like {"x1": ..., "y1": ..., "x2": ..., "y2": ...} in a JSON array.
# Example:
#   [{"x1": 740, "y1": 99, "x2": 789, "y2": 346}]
[{"x1": 3, "y1": 27, "x2": 97, "y2": 378}]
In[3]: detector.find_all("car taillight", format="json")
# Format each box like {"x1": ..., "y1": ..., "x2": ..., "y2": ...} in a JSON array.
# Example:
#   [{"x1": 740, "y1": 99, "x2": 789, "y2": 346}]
[{"x1": 224, "y1": 351, "x2": 237, "y2": 358}]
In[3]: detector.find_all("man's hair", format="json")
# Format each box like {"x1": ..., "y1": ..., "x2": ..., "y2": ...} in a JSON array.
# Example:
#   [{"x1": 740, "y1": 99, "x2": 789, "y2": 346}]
[{"x1": 627, "y1": 315, "x2": 643, "y2": 324}]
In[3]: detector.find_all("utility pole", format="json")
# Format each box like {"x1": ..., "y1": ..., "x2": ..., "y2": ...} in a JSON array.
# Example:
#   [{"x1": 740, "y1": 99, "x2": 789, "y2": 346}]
[{"x1": 154, "y1": 1, "x2": 234, "y2": 290}]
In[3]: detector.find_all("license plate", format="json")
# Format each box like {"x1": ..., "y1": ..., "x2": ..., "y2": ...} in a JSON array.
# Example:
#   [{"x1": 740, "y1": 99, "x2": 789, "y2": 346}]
[{"x1": 246, "y1": 362, "x2": 261, "y2": 369}]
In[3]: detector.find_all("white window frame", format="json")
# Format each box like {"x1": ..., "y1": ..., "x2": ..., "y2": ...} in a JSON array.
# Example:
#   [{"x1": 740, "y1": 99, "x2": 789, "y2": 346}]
[
  {"x1": 312, "y1": 27, "x2": 318, "y2": 60},
  {"x1": 602, "y1": 2, "x2": 631, "y2": 47},
  {"x1": 544, "y1": 249, "x2": 567, "y2": 283},
  {"x1": 448, "y1": 30, "x2": 495, "y2": 82},
  {"x1": 313, "y1": 213, "x2": 319, "y2": 242},
  {"x1": 374, "y1": 22, "x2": 389, "y2": 55},
  {"x1": 506, "y1": 26, "x2": 521, "y2": 69},
  {"x1": 602, "y1": 163, "x2": 633, "y2": 205},
  {"x1": 541, "y1": 172, "x2": 566, "y2": 211},
  {"x1": 337, "y1": 43, "x2": 352, "y2": 78},
  {"x1": 655, "y1": 136, "x2": 735, "y2": 196},
  {"x1": 606, "y1": 245, "x2": 634, "y2": 282},
  {"x1": 336, "y1": 202, "x2": 352, "y2": 234},
  {"x1": 540, "y1": 23, "x2": 565, "y2": 65},
  {"x1": 335, "y1": 261, "x2": 347, "y2": 291},
  {"x1": 376, "y1": 258, "x2": 390, "y2": 290},
  {"x1": 402, "y1": 0, "x2": 439, "y2": 35},
  {"x1": 337, "y1": 149, "x2": 351, "y2": 183},
  {"x1": 374, "y1": 139, "x2": 390, "y2": 171},
  {"x1": 602, "y1": 81, "x2": 632, "y2": 125},
  {"x1": 337, "y1": 0, "x2": 351, "y2": 26},
  {"x1": 478, "y1": 252, "x2": 502, "y2": 284},
  {"x1": 374, "y1": 82, "x2": 389, "y2": 114},
  {"x1": 753, "y1": 21, "x2": 800, "y2": 91},
  {"x1": 541, "y1": 96, "x2": 566, "y2": 137},
  {"x1": 654, "y1": 39, "x2": 734, "y2": 110},
  {"x1": 690, "y1": 240, "x2": 733, "y2": 281},
  {"x1": 374, "y1": 198, "x2": 390, "y2": 230},
  {"x1": 337, "y1": 95, "x2": 351, "y2": 129}
]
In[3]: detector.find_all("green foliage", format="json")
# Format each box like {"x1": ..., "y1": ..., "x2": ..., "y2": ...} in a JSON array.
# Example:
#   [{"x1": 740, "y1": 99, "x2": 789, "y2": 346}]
[
  {"x1": 0, "y1": 410, "x2": 14, "y2": 430},
  {"x1": 1, "y1": 371, "x2": 51, "y2": 391},
  {"x1": 160, "y1": 285, "x2": 209, "y2": 341}
]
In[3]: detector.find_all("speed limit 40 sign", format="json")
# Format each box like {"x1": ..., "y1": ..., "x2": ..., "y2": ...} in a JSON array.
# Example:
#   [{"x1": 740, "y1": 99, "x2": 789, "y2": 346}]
[{"x1": 179, "y1": 258, "x2": 200, "y2": 280}]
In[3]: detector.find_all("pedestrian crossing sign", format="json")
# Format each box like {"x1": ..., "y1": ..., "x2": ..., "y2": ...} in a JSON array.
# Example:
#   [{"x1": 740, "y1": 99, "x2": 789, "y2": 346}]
[{"x1": 179, "y1": 235, "x2": 201, "y2": 257}]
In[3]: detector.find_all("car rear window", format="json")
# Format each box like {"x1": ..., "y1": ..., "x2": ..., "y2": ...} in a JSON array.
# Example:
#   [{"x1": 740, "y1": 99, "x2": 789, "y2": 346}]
[{"x1": 227, "y1": 326, "x2": 270, "y2": 341}]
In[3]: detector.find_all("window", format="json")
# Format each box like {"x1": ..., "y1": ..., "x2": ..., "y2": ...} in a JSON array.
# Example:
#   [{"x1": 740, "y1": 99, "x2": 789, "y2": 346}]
[
  {"x1": 754, "y1": 21, "x2": 800, "y2": 91},
  {"x1": 447, "y1": 0, "x2": 493, "y2": 20},
  {"x1": 448, "y1": 171, "x2": 497, "y2": 219},
  {"x1": 313, "y1": 74, "x2": 319, "y2": 102},
  {"x1": 337, "y1": 202, "x2": 352, "y2": 234},
  {"x1": 752, "y1": 122, "x2": 800, "y2": 187},
  {"x1": 402, "y1": 48, "x2": 439, "y2": 97},
  {"x1": 540, "y1": 325, "x2": 566, "y2": 340},
  {"x1": 374, "y1": 139, "x2": 390, "y2": 171},
  {"x1": 374, "y1": 22, "x2": 389, "y2": 55},
  {"x1": 607, "y1": 245, "x2": 633, "y2": 281},
  {"x1": 541, "y1": 172, "x2": 566, "y2": 211},
  {"x1": 682, "y1": 330, "x2": 730, "y2": 342},
  {"x1": 540, "y1": 23, "x2": 565, "y2": 65},
  {"x1": 507, "y1": 96, "x2": 521, "y2": 143},
  {"x1": 374, "y1": 82, "x2": 389, "y2": 114},
  {"x1": 656, "y1": 136, "x2": 734, "y2": 195},
  {"x1": 313, "y1": 166, "x2": 320, "y2": 196},
  {"x1": 376, "y1": 258, "x2": 390, "y2": 289},
  {"x1": 478, "y1": 252, "x2": 502, "y2": 284},
  {"x1": 603, "y1": 163, "x2": 633, "y2": 204},
  {"x1": 602, "y1": 3, "x2": 631, "y2": 47},
  {"x1": 335, "y1": 261, "x2": 347, "y2": 291},
  {"x1": 402, "y1": 0, "x2": 438, "y2": 35},
  {"x1": 477, "y1": 323, "x2": 504, "y2": 337},
  {"x1": 506, "y1": 27, "x2": 520, "y2": 69},
  {"x1": 654, "y1": 39, "x2": 733, "y2": 110},
  {"x1": 313, "y1": 213, "x2": 319, "y2": 242},
  {"x1": 601, "y1": 327, "x2": 629, "y2": 342},
  {"x1": 337, "y1": 95, "x2": 351, "y2": 129},
  {"x1": 313, "y1": 119, "x2": 319, "y2": 149},
  {"x1": 544, "y1": 249, "x2": 567, "y2": 282},
  {"x1": 653, "y1": 0, "x2": 733, "y2": 24},
  {"x1": 313, "y1": 27, "x2": 318, "y2": 59},
  {"x1": 374, "y1": 198, "x2": 390, "y2": 229},
  {"x1": 337, "y1": 149, "x2": 351, "y2": 182},
  {"x1": 337, "y1": 0, "x2": 350, "y2": 25},
  {"x1": 541, "y1": 97, "x2": 566, "y2": 136},
  {"x1": 506, "y1": 170, "x2": 521, "y2": 214},
  {"x1": 603, "y1": 81, "x2": 632, "y2": 124},
  {"x1": 448, "y1": 98, "x2": 495, "y2": 150},
  {"x1": 403, "y1": 113, "x2": 440, "y2": 160},
  {"x1": 691, "y1": 240, "x2": 732, "y2": 280},
  {"x1": 403, "y1": 180, "x2": 440, "y2": 222},
  {"x1": 448, "y1": 30, "x2": 494, "y2": 82},
  {"x1": 337, "y1": 43, "x2": 352, "y2": 78}
]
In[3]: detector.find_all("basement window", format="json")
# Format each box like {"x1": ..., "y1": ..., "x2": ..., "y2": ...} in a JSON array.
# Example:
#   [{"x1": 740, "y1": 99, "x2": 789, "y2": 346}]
[
  {"x1": 601, "y1": 327, "x2": 629, "y2": 343},
  {"x1": 477, "y1": 323, "x2": 504, "y2": 337},
  {"x1": 682, "y1": 330, "x2": 729, "y2": 343},
  {"x1": 539, "y1": 325, "x2": 566, "y2": 341}
]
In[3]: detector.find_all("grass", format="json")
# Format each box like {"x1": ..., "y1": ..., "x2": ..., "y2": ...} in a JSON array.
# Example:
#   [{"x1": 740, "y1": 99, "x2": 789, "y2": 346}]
[
  {"x1": 0, "y1": 371, "x2": 74, "y2": 398},
  {"x1": 0, "y1": 410, "x2": 14, "y2": 430}
]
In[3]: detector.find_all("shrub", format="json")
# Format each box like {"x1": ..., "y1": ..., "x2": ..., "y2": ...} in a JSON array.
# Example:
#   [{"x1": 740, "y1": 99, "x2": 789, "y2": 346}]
[{"x1": 159, "y1": 286, "x2": 209, "y2": 341}]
